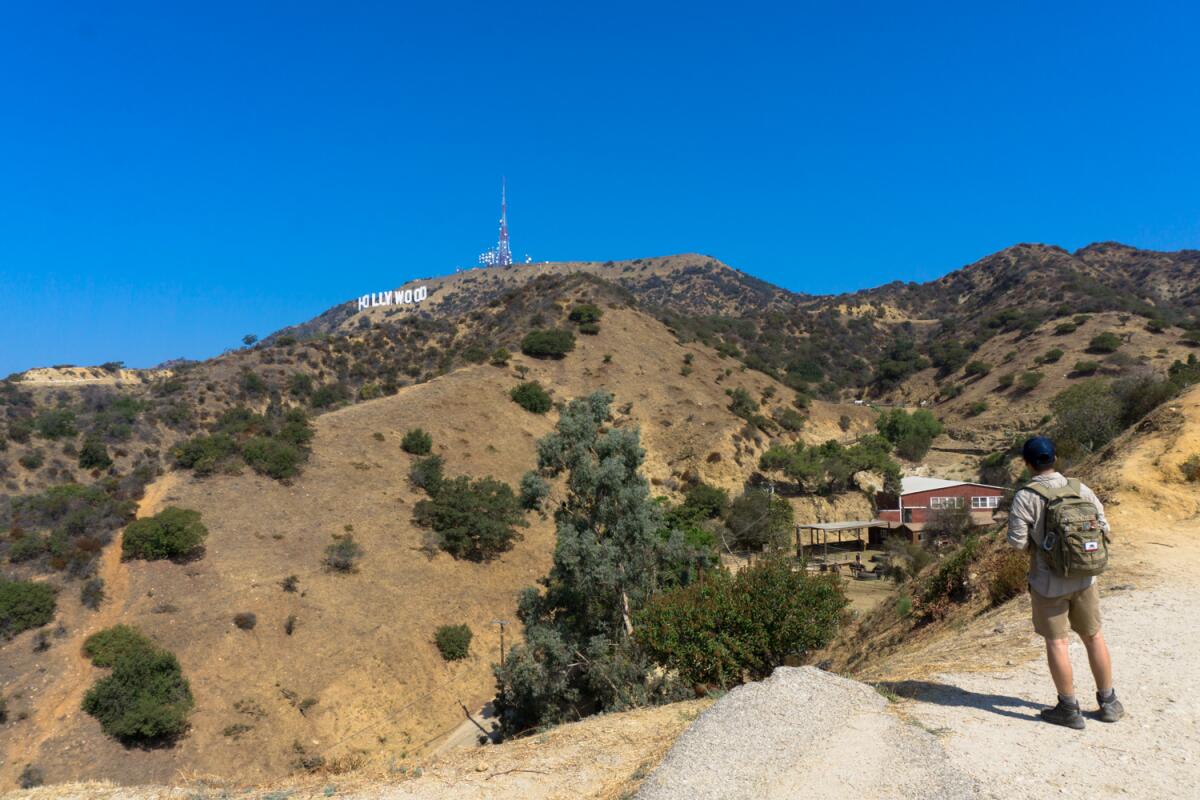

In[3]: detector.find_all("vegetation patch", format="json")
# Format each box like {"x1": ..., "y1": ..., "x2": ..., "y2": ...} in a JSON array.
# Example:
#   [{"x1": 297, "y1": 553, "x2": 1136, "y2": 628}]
[
  {"x1": 434, "y1": 623, "x2": 472, "y2": 661},
  {"x1": 123, "y1": 507, "x2": 207, "y2": 561},
  {"x1": 510, "y1": 381, "x2": 552, "y2": 414},
  {"x1": 520, "y1": 329, "x2": 576, "y2": 359},
  {"x1": 401, "y1": 427, "x2": 433, "y2": 455},
  {"x1": 0, "y1": 579, "x2": 56, "y2": 640},
  {"x1": 414, "y1": 475, "x2": 526, "y2": 561},
  {"x1": 81, "y1": 625, "x2": 193, "y2": 743}
]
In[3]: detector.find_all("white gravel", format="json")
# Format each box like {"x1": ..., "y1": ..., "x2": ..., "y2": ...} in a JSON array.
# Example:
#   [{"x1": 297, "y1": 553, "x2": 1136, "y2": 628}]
[{"x1": 636, "y1": 666, "x2": 977, "y2": 800}]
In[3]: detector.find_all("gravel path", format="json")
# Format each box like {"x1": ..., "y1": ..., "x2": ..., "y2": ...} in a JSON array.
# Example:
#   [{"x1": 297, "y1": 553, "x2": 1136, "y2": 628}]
[{"x1": 636, "y1": 667, "x2": 977, "y2": 800}]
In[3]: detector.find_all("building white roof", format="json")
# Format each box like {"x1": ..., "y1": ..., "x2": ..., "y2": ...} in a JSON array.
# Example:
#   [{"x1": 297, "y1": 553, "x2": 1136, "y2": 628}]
[{"x1": 900, "y1": 476, "x2": 1003, "y2": 495}]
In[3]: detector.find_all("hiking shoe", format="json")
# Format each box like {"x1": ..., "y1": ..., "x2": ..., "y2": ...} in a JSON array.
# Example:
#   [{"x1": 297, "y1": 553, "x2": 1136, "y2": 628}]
[
  {"x1": 1097, "y1": 691, "x2": 1124, "y2": 723},
  {"x1": 1040, "y1": 699, "x2": 1086, "y2": 729}
]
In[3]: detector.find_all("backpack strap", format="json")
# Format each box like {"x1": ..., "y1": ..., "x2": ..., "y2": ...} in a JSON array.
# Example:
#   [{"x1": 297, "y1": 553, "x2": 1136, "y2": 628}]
[
  {"x1": 1020, "y1": 482, "x2": 1054, "y2": 501},
  {"x1": 1064, "y1": 478, "x2": 1083, "y2": 497}
]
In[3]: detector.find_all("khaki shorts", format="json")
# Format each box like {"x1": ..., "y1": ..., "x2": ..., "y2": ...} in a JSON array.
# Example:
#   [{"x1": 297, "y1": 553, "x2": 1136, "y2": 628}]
[{"x1": 1030, "y1": 583, "x2": 1102, "y2": 639}]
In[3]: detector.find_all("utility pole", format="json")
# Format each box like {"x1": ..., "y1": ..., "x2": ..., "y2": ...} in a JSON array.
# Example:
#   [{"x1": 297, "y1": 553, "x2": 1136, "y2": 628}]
[{"x1": 492, "y1": 619, "x2": 510, "y2": 665}]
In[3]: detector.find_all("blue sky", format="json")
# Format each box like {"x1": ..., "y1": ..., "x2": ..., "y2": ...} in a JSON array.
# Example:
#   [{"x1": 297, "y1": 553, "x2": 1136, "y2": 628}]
[{"x1": 2, "y1": 1, "x2": 1198, "y2": 375}]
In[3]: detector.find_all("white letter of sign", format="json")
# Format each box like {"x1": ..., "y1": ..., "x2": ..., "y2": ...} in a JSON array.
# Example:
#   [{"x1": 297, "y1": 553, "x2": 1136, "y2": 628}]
[
  {"x1": 402, "y1": 289, "x2": 413, "y2": 303},
  {"x1": 358, "y1": 295, "x2": 369, "y2": 311},
  {"x1": 414, "y1": 286, "x2": 428, "y2": 302}
]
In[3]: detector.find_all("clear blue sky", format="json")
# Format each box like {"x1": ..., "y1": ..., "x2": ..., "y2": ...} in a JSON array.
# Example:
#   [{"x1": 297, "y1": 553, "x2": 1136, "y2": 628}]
[{"x1": 2, "y1": 1, "x2": 1198, "y2": 375}]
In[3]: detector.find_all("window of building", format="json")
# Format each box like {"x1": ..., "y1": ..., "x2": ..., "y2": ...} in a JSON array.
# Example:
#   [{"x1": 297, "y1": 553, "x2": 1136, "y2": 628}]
[
  {"x1": 971, "y1": 495, "x2": 1000, "y2": 509},
  {"x1": 930, "y1": 496, "x2": 964, "y2": 509}
]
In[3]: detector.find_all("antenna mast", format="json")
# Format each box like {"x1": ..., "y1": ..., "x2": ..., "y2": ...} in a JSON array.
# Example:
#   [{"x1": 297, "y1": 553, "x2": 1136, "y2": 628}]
[{"x1": 496, "y1": 177, "x2": 513, "y2": 266}]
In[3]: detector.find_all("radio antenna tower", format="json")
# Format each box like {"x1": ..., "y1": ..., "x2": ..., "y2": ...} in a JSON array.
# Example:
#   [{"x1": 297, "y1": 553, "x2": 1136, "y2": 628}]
[{"x1": 496, "y1": 177, "x2": 513, "y2": 266}]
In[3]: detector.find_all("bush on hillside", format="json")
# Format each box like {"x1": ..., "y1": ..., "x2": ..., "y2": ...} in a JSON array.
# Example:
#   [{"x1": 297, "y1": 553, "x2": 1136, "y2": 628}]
[
  {"x1": 578, "y1": 321, "x2": 601, "y2": 335},
  {"x1": 83, "y1": 625, "x2": 155, "y2": 667},
  {"x1": 310, "y1": 382, "x2": 351, "y2": 408},
  {"x1": 681, "y1": 483, "x2": 729, "y2": 521},
  {"x1": 122, "y1": 507, "x2": 207, "y2": 561},
  {"x1": 510, "y1": 381, "x2": 552, "y2": 414},
  {"x1": 1054, "y1": 322, "x2": 1077, "y2": 335},
  {"x1": 490, "y1": 347, "x2": 511, "y2": 366},
  {"x1": 35, "y1": 409, "x2": 77, "y2": 439},
  {"x1": 81, "y1": 578, "x2": 105, "y2": 611},
  {"x1": 758, "y1": 437, "x2": 901, "y2": 495},
  {"x1": 519, "y1": 470, "x2": 550, "y2": 510},
  {"x1": 8, "y1": 533, "x2": 47, "y2": 563},
  {"x1": 916, "y1": 537, "x2": 981, "y2": 620},
  {"x1": 241, "y1": 437, "x2": 304, "y2": 479},
  {"x1": 964, "y1": 360, "x2": 992, "y2": 378},
  {"x1": 989, "y1": 548, "x2": 1029, "y2": 606},
  {"x1": 966, "y1": 400, "x2": 988, "y2": 417},
  {"x1": 434, "y1": 624, "x2": 472, "y2": 661},
  {"x1": 323, "y1": 534, "x2": 364, "y2": 573},
  {"x1": 520, "y1": 329, "x2": 575, "y2": 359},
  {"x1": 636, "y1": 558, "x2": 847, "y2": 688},
  {"x1": 1049, "y1": 380, "x2": 1122, "y2": 458},
  {"x1": 401, "y1": 428, "x2": 433, "y2": 455},
  {"x1": 409, "y1": 454, "x2": 445, "y2": 493},
  {"x1": 979, "y1": 451, "x2": 1013, "y2": 486},
  {"x1": 1071, "y1": 360, "x2": 1101, "y2": 375},
  {"x1": 19, "y1": 450, "x2": 44, "y2": 470},
  {"x1": 78, "y1": 437, "x2": 113, "y2": 470},
  {"x1": 81, "y1": 629, "x2": 193, "y2": 742},
  {"x1": 1182, "y1": 455, "x2": 1200, "y2": 483},
  {"x1": 1088, "y1": 332, "x2": 1122, "y2": 354},
  {"x1": 173, "y1": 433, "x2": 238, "y2": 476},
  {"x1": 727, "y1": 387, "x2": 758, "y2": 419},
  {"x1": 996, "y1": 373, "x2": 1015, "y2": 390},
  {"x1": 0, "y1": 579, "x2": 56, "y2": 640},
  {"x1": 726, "y1": 489, "x2": 794, "y2": 551},
  {"x1": 1017, "y1": 371, "x2": 1044, "y2": 393},
  {"x1": 414, "y1": 476, "x2": 526, "y2": 561},
  {"x1": 774, "y1": 407, "x2": 806, "y2": 432},
  {"x1": 877, "y1": 409, "x2": 942, "y2": 461},
  {"x1": 1038, "y1": 348, "x2": 1064, "y2": 364},
  {"x1": 568, "y1": 304, "x2": 603, "y2": 324}
]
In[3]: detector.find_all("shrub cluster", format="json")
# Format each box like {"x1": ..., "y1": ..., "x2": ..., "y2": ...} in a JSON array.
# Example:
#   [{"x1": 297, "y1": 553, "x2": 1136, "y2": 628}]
[
  {"x1": 637, "y1": 558, "x2": 847, "y2": 688},
  {"x1": 81, "y1": 625, "x2": 193, "y2": 742},
  {"x1": 434, "y1": 623, "x2": 472, "y2": 661},
  {"x1": 0, "y1": 579, "x2": 56, "y2": 639},
  {"x1": 174, "y1": 406, "x2": 313, "y2": 480},
  {"x1": 916, "y1": 537, "x2": 980, "y2": 620},
  {"x1": 510, "y1": 381, "x2": 552, "y2": 414},
  {"x1": 3, "y1": 483, "x2": 137, "y2": 574},
  {"x1": 989, "y1": 548, "x2": 1029, "y2": 606},
  {"x1": 414, "y1": 475, "x2": 527, "y2": 561},
  {"x1": 725, "y1": 489, "x2": 794, "y2": 551},
  {"x1": 876, "y1": 409, "x2": 943, "y2": 461},
  {"x1": 401, "y1": 428, "x2": 433, "y2": 455},
  {"x1": 758, "y1": 437, "x2": 901, "y2": 495},
  {"x1": 520, "y1": 329, "x2": 576, "y2": 359},
  {"x1": 122, "y1": 507, "x2": 207, "y2": 561},
  {"x1": 518, "y1": 471, "x2": 550, "y2": 510},
  {"x1": 324, "y1": 534, "x2": 364, "y2": 573}
]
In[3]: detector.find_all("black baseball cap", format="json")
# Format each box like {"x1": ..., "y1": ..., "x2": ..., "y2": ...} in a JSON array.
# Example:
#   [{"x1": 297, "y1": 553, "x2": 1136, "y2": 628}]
[{"x1": 1022, "y1": 436, "x2": 1056, "y2": 467}]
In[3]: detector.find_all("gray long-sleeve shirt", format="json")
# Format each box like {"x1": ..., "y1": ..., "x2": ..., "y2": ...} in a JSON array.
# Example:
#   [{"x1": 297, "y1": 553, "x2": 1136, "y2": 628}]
[{"x1": 1007, "y1": 471, "x2": 1110, "y2": 598}]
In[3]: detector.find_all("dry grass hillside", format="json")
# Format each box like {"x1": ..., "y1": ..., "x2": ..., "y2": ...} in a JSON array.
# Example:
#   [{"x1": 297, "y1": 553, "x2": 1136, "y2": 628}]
[{"x1": 0, "y1": 304, "x2": 874, "y2": 789}]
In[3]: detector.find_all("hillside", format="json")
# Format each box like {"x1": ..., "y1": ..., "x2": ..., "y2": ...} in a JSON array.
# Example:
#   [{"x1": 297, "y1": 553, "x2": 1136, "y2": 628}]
[{"x1": 3, "y1": 241, "x2": 1200, "y2": 792}]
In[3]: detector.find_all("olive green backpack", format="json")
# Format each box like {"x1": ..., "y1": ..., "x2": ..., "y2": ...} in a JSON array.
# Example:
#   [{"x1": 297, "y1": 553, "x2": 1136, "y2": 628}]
[{"x1": 1023, "y1": 479, "x2": 1109, "y2": 578}]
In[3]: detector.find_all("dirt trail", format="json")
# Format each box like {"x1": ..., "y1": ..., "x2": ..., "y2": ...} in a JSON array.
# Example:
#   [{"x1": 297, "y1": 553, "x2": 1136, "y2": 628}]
[{"x1": 1, "y1": 474, "x2": 177, "y2": 783}]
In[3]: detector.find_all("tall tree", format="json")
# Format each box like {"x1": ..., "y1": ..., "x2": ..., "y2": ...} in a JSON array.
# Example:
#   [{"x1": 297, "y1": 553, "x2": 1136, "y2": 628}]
[{"x1": 492, "y1": 392, "x2": 702, "y2": 736}]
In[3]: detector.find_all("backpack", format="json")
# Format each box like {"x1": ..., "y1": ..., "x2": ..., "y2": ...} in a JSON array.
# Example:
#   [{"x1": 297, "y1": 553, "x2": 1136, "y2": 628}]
[{"x1": 1022, "y1": 479, "x2": 1108, "y2": 578}]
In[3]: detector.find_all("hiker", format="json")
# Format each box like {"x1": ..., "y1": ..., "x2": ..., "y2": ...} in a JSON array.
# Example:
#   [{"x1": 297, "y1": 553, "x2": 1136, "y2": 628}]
[{"x1": 1008, "y1": 436, "x2": 1124, "y2": 729}]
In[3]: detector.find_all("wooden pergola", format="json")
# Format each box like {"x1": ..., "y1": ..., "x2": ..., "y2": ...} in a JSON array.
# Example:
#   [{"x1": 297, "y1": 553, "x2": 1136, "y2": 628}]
[{"x1": 796, "y1": 520, "x2": 892, "y2": 562}]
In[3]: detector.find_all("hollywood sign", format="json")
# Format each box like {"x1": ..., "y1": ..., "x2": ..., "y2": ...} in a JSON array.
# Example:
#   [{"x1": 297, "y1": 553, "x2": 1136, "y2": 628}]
[{"x1": 356, "y1": 286, "x2": 428, "y2": 311}]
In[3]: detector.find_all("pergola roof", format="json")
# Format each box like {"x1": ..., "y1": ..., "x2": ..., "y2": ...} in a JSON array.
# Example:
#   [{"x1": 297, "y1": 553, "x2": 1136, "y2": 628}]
[{"x1": 796, "y1": 520, "x2": 893, "y2": 532}]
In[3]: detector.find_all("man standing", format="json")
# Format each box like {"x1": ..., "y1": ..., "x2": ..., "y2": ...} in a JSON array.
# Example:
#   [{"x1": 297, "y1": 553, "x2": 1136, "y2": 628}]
[{"x1": 1007, "y1": 436, "x2": 1124, "y2": 728}]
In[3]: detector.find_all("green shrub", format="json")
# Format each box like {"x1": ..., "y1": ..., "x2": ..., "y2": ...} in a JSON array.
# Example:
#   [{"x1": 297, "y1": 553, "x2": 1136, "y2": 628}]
[
  {"x1": 636, "y1": 558, "x2": 847, "y2": 688},
  {"x1": 122, "y1": 507, "x2": 207, "y2": 561},
  {"x1": 490, "y1": 348, "x2": 511, "y2": 367},
  {"x1": 310, "y1": 382, "x2": 351, "y2": 408},
  {"x1": 323, "y1": 534, "x2": 363, "y2": 573},
  {"x1": 414, "y1": 476, "x2": 527, "y2": 561},
  {"x1": 18, "y1": 450, "x2": 44, "y2": 470},
  {"x1": 410, "y1": 455, "x2": 445, "y2": 493},
  {"x1": 242, "y1": 437, "x2": 304, "y2": 479},
  {"x1": 1050, "y1": 379, "x2": 1122, "y2": 457},
  {"x1": 578, "y1": 321, "x2": 601, "y2": 335},
  {"x1": 0, "y1": 579, "x2": 56, "y2": 639},
  {"x1": 1039, "y1": 348, "x2": 1064, "y2": 364},
  {"x1": 1146, "y1": 319, "x2": 1167, "y2": 334},
  {"x1": 239, "y1": 370, "x2": 268, "y2": 396},
  {"x1": 401, "y1": 428, "x2": 433, "y2": 455},
  {"x1": 996, "y1": 373, "x2": 1015, "y2": 390},
  {"x1": 173, "y1": 433, "x2": 238, "y2": 475},
  {"x1": 964, "y1": 361, "x2": 992, "y2": 378},
  {"x1": 520, "y1": 329, "x2": 576, "y2": 359},
  {"x1": 434, "y1": 624, "x2": 472, "y2": 661},
  {"x1": 681, "y1": 483, "x2": 729, "y2": 521},
  {"x1": 966, "y1": 401, "x2": 988, "y2": 417},
  {"x1": 1054, "y1": 322, "x2": 1077, "y2": 335},
  {"x1": 84, "y1": 625, "x2": 155, "y2": 667},
  {"x1": 81, "y1": 638, "x2": 193, "y2": 742},
  {"x1": 917, "y1": 537, "x2": 980, "y2": 620},
  {"x1": 8, "y1": 533, "x2": 47, "y2": 563},
  {"x1": 1180, "y1": 455, "x2": 1200, "y2": 482},
  {"x1": 35, "y1": 409, "x2": 77, "y2": 439},
  {"x1": 510, "y1": 381, "x2": 552, "y2": 414},
  {"x1": 461, "y1": 344, "x2": 489, "y2": 364},
  {"x1": 727, "y1": 387, "x2": 758, "y2": 419},
  {"x1": 568, "y1": 304, "x2": 603, "y2": 324},
  {"x1": 774, "y1": 407, "x2": 805, "y2": 432},
  {"x1": 1017, "y1": 371, "x2": 1044, "y2": 392},
  {"x1": 7, "y1": 418, "x2": 33, "y2": 444},
  {"x1": 989, "y1": 548, "x2": 1029, "y2": 606},
  {"x1": 726, "y1": 490, "x2": 794, "y2": 551},
  {"x1": 1088, "y1": 332, "x2": 1122, "y2": 353},
  {"x1": 877, "y1": 409, "x2": 942, "y2": 458},
  {"x1": 78, "y1": 437, "x2": 113, "y2": 470},
  {"x1": 1072, "y1": 360, "x2": 1101, "y2": 375},
  {"x1": 838, "y1": 414, "x2": 851, "y2": 432},
  {"x1": 519, "y1": 471, "x2": 550, "y2": 510},
  {"x1": 289, "y1": 372, "x2": 314, "y2": 397},
  {"x1": 895, "y1": 596, "x2": 913, "y2": 618}
]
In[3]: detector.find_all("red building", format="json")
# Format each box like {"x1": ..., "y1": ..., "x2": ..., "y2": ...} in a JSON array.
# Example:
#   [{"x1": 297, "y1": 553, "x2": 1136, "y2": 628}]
[{"x1": 875, "y1": 477, "x2": 1006, "y2": 543}]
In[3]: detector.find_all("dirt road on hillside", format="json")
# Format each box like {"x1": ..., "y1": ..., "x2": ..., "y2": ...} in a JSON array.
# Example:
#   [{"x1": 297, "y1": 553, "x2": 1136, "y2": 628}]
[{"x1": 1, "y1": 475, "x2": 176, "y2": 787}]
